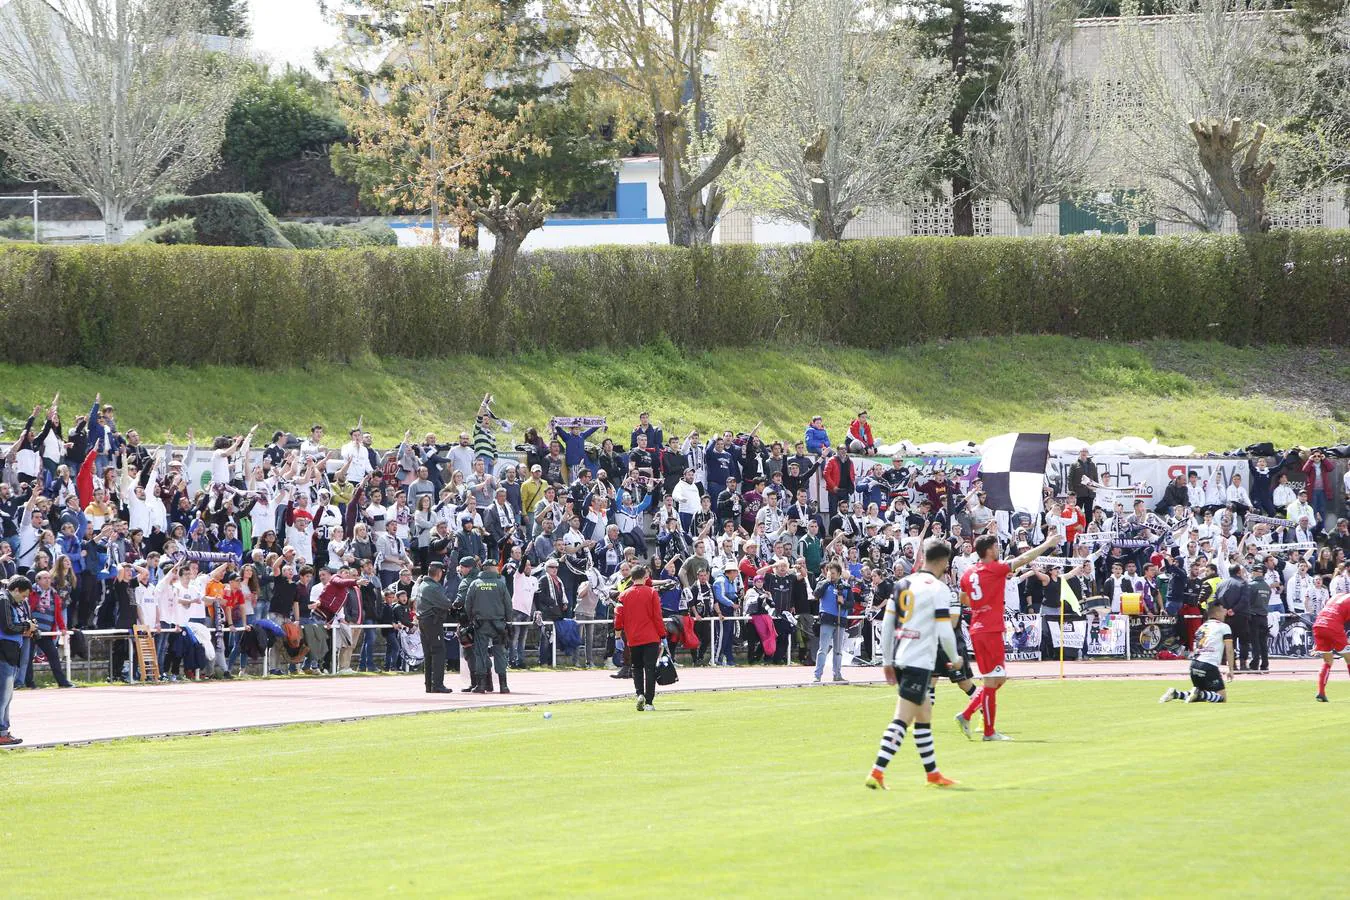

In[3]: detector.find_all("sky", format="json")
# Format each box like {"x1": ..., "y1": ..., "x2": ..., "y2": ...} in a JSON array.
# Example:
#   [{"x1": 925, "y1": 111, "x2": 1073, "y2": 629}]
[{"x1": 248, "y1": 1, "x2": 340, "y2": 74}]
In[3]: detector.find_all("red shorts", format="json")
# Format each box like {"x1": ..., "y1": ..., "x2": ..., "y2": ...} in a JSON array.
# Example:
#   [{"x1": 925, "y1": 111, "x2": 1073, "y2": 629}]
[
  {"x1": 971, "y1": 631, "x2": 1007, "y2": 677},
  {"x1": 1313, "y1": 626, "x2": 1349, "y2": 654}
]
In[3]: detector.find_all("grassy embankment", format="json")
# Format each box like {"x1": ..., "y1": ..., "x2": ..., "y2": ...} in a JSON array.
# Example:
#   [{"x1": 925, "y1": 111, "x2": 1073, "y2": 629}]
[{"x1": 1, "y1": 336, "x2": 1345, "y2": 451}]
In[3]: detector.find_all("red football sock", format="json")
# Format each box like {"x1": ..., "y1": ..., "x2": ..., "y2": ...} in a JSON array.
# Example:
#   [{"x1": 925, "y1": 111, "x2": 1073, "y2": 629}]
[
  {"x1": 1318, "y1": 663, "x2": 1331, "y2": 695},
  {"x1": 982, "y1": 687, "x2": 998, "y2": 736},
  {"x1": 961, "y1": 688, "x2": 984, "y2": 721}
]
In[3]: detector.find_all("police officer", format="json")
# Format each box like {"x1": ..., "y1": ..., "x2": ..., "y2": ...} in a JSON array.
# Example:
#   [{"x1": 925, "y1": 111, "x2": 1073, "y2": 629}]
[
  {"x1": 414, "y1": 562, "x2": 452, "y2": 693},
  {"x1": 452, "y1": 556, "x2": 483, "y2": 691},
  {"x1": 1244, "y1": 565, "x2": 1273, "y2": 672},
  {"x1": 468, "y1": 560, "x2": 512, "y2": 694}
]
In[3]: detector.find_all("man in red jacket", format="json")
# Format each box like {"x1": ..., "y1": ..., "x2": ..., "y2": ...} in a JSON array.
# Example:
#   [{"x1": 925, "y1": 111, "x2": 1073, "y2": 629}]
[
  {"x1": 615, "y1": 566, "x2": 667, "y2": 711},
  {"x1": 1300, "y1": 449, "x2": 1335, "y2": 525}
]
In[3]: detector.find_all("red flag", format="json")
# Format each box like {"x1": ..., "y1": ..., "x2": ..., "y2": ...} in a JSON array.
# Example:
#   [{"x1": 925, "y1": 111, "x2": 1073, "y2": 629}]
[{"x1": 76, "y1": 449, "x2": 97, "y2": 508}]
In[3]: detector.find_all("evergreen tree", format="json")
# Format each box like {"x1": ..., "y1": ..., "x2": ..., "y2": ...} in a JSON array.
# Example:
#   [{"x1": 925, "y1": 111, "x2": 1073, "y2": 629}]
[{"x1": 907, "y1": 0, "x2": 1014, "y2": 235}]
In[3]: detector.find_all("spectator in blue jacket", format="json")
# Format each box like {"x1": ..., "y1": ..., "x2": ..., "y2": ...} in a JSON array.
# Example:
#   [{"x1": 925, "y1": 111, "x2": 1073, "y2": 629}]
[
  {"x1": 813, "y1": 561, "x2": 849, "y2": 683},
  {"x1": 217, "y1": 522, "x2": 244, "y2": 564},
  {"x1": 705, "y1": 437, "x2": 736, "y2": 502},
  {"x1": 631, "y1": 413, "x2": 663, "y2": 455},
  {"x1": 712, "y1": 562, "x2": 741, "y2": 666},
  {"x1": 805, "y1": 416, "x2": 831, "y2": 456},
  {"x1": 86, "y1": 394, "x2": 122, "y2": 473},
  {"x1": 555, "y1": 423, "x2": 601, "y2": 478}
]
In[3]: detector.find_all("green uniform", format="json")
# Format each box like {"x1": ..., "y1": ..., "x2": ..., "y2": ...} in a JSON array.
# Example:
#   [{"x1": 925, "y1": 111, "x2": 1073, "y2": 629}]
[
  {"x1": 413, "y1": 576, "x2": 450, "y2": 692},
  {"x1": 468, "y1": 571, "x2": 512, "y2": 691}
]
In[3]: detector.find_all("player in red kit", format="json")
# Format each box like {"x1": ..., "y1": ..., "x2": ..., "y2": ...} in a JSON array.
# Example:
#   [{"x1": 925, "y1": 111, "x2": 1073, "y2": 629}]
[
  {"x1": 955, "y1": 528, "x2": 1060, "y2": 740},
  {"x1": 1312, "y1": 593, "x2": 1350, "y2": 702}
]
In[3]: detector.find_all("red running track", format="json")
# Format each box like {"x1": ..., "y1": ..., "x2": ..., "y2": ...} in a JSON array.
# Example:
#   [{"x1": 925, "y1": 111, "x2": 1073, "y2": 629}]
[{"x1": 4, "y1": 658, "x2": 1326, "y2": 749}]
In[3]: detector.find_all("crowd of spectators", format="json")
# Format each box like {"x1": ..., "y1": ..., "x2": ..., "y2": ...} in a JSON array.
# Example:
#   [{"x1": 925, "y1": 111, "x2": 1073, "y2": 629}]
[{"x1": 1, "y1": 392, "x2": 1347, "y2": 689}]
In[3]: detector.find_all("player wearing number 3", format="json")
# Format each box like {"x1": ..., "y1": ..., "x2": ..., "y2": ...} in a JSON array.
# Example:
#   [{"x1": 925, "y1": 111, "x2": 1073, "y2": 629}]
[
  {"x1": 954, "y1": 529, "x2": 1061, "y2": 741},
  {"x1": 864, "y1": 538, "x2": 962, "y2": 791}
]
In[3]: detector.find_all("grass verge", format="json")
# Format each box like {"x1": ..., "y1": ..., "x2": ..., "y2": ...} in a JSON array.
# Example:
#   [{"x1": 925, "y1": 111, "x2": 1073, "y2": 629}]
[{"x1": 1, "y1": 336, "x2": 1344, "y2": 450}]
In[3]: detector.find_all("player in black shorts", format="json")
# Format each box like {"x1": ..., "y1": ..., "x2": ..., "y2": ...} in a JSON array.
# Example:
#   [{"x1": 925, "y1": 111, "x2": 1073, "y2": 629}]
[
  {"x1": 1161, "y1": 601, "x2": 1234, "y2": 704},
  {"x1": 935, "y1": 606, "x2": 979, "y2": 735}
]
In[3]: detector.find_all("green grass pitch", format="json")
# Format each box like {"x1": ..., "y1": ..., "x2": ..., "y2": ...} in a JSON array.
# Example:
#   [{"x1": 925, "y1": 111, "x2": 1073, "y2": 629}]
[{"x1": 4, "y1": 679, "x2": 1346, "y2": 897}]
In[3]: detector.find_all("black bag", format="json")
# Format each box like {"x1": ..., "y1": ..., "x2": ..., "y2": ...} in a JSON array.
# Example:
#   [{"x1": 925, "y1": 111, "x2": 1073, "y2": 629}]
[
  {"x1": 654, "y1": 644, "x2": 679, "y2": 685},
  {"x1": 1246, "y1": 442, "x2": 1276, "y2": 458},
  {"x1": 70, "y1": 629, "x2": 90, "y2": 660}
]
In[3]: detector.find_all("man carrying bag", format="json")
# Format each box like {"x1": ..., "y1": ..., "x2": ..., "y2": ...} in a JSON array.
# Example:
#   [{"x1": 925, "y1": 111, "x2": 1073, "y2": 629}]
[{"x1": 615, "y1": 566, "x2": 668, "y2": 711}]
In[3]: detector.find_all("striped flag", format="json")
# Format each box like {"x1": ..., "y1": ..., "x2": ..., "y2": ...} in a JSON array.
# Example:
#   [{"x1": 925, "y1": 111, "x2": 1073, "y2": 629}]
[{"x1": 979, "y1": 432, "x2": 1050, "y2": 515}]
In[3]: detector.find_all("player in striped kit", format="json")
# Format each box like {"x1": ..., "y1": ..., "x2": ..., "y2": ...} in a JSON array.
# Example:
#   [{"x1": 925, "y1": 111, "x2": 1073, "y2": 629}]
[
  {"x1": 1160, "y1": 601, "x2": 1235, "y2": 704},
  {"x1": 864, "y1": 538, "x2": 962, "y2": 791}
]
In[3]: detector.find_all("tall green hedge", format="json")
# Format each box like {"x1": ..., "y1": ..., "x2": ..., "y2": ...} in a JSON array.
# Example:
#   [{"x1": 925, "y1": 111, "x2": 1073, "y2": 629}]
[{"x1": 0, "y1": 232, "x2": 1345, "y2": 368}]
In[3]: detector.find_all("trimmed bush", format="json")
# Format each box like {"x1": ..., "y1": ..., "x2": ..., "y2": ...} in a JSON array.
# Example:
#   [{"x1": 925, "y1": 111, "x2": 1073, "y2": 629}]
[
  {"x1": 0, "y1": 232, "x2": 1345, "y2": 368},
  {"x1": 131, "y1": 218, "x2": 198, "y2": 246},
  {"x1": 147, "y1": 193, "x2": 294, "y2": 248},
  {"x1": 0, "y1": 216, "x2": 34, "y2": 240},
  {"x1": 278, "y1": 220, "x2": 398, "y2": 249}
]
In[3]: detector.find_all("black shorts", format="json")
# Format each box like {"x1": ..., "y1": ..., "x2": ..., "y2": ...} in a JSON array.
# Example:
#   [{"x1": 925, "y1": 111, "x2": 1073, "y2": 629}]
[
  {"x1": 934, "y1": 633, "x2": 973, "y2": 684},
  {"x1": 1189, "y1": 662, "x2": 1223, "y2": 692},
  {"x1": 896, "y1": 666, "x2": 933, "y2": 704}
]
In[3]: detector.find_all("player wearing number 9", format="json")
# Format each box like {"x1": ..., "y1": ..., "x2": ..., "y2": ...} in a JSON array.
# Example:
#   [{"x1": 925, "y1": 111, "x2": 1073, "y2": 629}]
[{"x1": 864, "y1": 538, "x2": 962, "y2": 790}]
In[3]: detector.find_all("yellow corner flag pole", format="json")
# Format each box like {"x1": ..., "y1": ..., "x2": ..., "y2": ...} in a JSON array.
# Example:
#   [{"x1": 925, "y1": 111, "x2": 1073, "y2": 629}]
[{"x1": 1058, "y1": 575, "x2": 1082, "y2": 680}]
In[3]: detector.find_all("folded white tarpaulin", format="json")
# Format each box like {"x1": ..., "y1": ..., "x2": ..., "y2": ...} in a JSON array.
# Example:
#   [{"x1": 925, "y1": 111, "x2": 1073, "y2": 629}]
[{"x1": 1050, "y1": 436, "x2": 1197, "y2": 457}]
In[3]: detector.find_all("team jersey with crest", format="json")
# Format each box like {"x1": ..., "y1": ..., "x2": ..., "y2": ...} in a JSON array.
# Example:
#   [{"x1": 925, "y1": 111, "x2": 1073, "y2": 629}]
[
  {"x1": 960, "y1": 559, "x2": 1011, "y2": 634},
  {"x1": 888, "y1": 570, "x2": 955, "y2": 670},
  {"x1": 1191, "y1": 620, "x2": 1232, "y2": 667}
]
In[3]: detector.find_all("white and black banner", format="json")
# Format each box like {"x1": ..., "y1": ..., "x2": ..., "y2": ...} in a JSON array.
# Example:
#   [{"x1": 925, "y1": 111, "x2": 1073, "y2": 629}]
[{"x1": 982, "y1": 433, "x2": 1051, "y2": 515}]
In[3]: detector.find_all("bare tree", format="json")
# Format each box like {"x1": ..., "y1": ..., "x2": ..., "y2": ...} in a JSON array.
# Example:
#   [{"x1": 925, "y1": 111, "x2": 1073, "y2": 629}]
[
  {"x1": 1094, "y1": 0, "x2": 1290, "y2": 232},
  {"x1": 0, "y1": 0, "x2": 244, "y2": 243},
  {"x1": 966, "y1": 0, "x2": 1094, "y2": 235},
  {"x1": 1188, "y1": 118, "x2": 1274, "y2": 234},
  {"x1": 713, "y1": 0, "x2": 954, "y2": 241},
  {"x1": 561, "y1": 0, "x2": 744, "y2": 247},
  {"x1": 469, "y1": 190, "x2": 552, "y2": 319}
]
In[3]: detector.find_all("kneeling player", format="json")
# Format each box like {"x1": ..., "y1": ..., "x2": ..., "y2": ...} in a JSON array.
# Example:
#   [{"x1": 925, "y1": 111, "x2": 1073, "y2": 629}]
[
  {"x1": 865, "y1": 539, "x2": 961, "y2": 791},
  {"x1": 1160, "y1": 601, "x2": 1234, "y2": 704},
  {"x1": 1312, "y1": 593, "x2": 1350, "y2": 702}
]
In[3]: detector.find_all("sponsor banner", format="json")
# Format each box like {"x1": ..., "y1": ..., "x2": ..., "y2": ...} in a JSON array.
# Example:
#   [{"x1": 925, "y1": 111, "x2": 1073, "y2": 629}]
[
  {"x1": 1003, "y1": 613, "x2": 1042, "y2": 661},
  {"x1": 891, "y1": 455, "x2": 983, "y2": 494},
  {"x1": 1047, "y1": 619, "x2": 1088, "y2": 650},
  {"x1": 1085, "y1": 612, "x2": 1130, "y2": 656},
  {"x1": 1129, "y1": 615, "x2": 1186, "y2": 659}
]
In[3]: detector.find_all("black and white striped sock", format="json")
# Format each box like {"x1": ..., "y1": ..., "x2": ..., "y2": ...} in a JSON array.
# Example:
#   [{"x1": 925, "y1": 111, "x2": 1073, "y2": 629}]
[
  {"x1": 1200, "y1": 691, "x2": 1225, "y2": 703},
  {"x1": 928, "y1": 684, "x2": 937, "y2": 707},
  {"x1": 913, "y1": 723, "x2": 937, "y2": 774},
  {"x1": 874, "y1": 718, "x2": 907, "y2": 771}
]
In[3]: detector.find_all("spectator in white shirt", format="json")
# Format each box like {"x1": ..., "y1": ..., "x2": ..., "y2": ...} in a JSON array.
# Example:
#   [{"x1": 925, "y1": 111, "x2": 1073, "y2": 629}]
[
  {"x1": 1271, "y1": 472, "x2": 1297, "y2": 512},
  {"x1": 672, "y1": 469, "x2": 703, "y2": 533},
  {"x1": 1286, "y1": 490, "x2": 1317, "y2": 528},
  {"x1": 299, "y1": 424, "x2": 327, "y2": 463},
  {"x1": 1284, "y1": 561, "x2": 1315, "y2": 614},
  {"x1": 340, "y1": 427, "x2": 372, "y2": 482},
  {"x1": 1186, "y1": 472, "x2": 1206, "y2": 510},
  {"x1": 1225, "y1": 474, "x2": 1252, "y2": 517}
]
